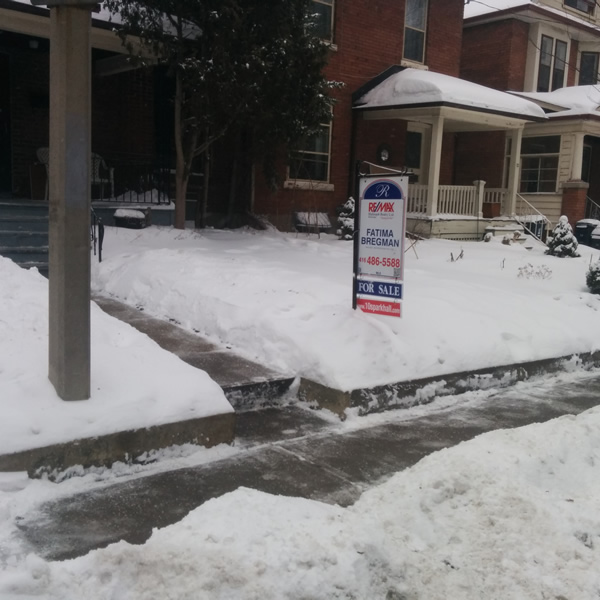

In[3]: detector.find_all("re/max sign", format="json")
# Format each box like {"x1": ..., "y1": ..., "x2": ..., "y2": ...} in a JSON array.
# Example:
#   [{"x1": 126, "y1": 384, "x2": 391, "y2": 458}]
[
  {"x1": 368, "y1": 201, "x2": 394, "y2": 213},
  {"x1": 357, "y1": 279, "x2": 403, "y2": 300}
]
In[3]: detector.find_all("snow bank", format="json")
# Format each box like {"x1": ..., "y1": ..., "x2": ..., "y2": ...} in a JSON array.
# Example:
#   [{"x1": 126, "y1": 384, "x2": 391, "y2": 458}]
[
  {"x1": 4, "y1": 405, "x2": 599, "y2": 599},
  {"x1": 0, "y1": 257, "x2": 231, "y2": 455}
]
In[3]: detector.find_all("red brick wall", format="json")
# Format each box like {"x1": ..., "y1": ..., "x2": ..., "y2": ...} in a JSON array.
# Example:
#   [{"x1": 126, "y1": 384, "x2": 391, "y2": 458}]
[
  {"x1": 461, "y1": 19, "x2": 529, "y2": 91},
  {"x1": 561, "y1": 182, "x2": 588, "y2": 225},
  {"x1": 454, "y1": 131, "x2": 506, "y2": 187},
  {"x1": 254, "y1": 0, "x2": 466, "y2": 229}
]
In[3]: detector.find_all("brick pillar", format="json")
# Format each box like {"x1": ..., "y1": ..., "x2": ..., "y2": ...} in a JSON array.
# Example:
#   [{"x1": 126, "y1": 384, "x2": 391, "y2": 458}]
[{"x1": 561, "y1": 180, "x2": 589, "y2": 226}]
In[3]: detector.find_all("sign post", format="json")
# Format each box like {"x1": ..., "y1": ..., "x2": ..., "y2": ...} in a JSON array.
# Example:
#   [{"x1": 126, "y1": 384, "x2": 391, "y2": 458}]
[
  {"x1": 31, "y1": 0, "x2": 97, "y2": 400},
  {"x1": 353, "y1": 173, "x2": 407, "y2": 318}
]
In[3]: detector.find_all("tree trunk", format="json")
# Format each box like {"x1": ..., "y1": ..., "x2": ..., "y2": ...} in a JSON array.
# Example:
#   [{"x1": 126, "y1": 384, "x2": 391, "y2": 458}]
[
  {"x1": 226, "y1": 133, "x2": 241, "y2": 228},
  {"x1": 173, "y1": 71, "x2": 187, "y2": 230},
  {"x1": 195, "y1": 150, "x2": 210, "y2": 229}
]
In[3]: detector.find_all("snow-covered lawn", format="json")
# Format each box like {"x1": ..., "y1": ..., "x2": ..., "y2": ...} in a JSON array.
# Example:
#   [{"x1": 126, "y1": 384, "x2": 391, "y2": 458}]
[
  {"x1": 2, "y1": 225, "x2": 600, "y2": 599},
  {"x1": 94, "y1": 225, "x2": 600, "y2": 391}
]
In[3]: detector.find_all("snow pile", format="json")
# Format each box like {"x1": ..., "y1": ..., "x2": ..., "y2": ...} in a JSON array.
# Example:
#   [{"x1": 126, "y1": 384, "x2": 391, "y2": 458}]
[
  {"x1": 92, "y1": 226, "x2": 600, "y2": 391},
  {"x1": 0, "y1": 256, "x2": 231, "y2": 455},
  {"x1": 4, "y1": 405, "x2": 600, "y2": 599}
]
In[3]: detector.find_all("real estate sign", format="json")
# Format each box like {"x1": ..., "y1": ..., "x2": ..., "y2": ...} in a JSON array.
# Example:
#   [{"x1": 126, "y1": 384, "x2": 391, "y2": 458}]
[{"x1": 354, "y1": 175, "x2": 407, "y2": 318}]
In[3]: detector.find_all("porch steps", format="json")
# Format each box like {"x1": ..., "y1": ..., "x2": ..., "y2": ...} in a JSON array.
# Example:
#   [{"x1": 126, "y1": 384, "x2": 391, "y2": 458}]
[{"x1": 0, "y1": 202, "x2": 49, "y2": 275}]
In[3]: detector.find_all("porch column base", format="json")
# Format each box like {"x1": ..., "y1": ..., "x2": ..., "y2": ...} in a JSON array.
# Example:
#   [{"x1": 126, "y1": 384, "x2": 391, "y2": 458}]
[{"x1": 561, "y1": 180, "x2": 589, "y2": 226}]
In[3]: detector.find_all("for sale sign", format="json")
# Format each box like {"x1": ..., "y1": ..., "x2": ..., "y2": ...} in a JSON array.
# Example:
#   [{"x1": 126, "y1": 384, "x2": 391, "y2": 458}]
[
  {"x1": 353, "y1": 175, "x2": 407, "y2": 319},
  {"x1": 358, "y1": 177, "x2": 407, "y2": 280}
]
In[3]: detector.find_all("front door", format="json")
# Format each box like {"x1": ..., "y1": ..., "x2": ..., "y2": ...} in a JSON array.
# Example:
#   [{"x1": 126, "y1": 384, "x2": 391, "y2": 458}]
[{"x1": 0, "y1": 54, "x2": 11, "y2": 195}]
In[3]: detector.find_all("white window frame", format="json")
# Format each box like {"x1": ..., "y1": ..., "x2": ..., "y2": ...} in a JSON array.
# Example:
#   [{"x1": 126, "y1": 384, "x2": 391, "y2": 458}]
[
  {"x1": 312, "y1": 0, "x2": 334, "y2": 43},
  {"x1": 403, "y1": 0, "x2": 429, "y2": 65},
  {"x1": 537, "y1": 34, "x2": 568, "y2": 92},
  {"x1": 286, "y1": 121, "x2": 333, "y2": 188},
  {"x1": 519, "y1": 136, "x2": 561, "y2": 194}
]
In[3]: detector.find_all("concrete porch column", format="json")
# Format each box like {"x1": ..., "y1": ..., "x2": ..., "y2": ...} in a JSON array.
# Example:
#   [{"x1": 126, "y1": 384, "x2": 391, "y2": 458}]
[
  {"x1": 426, "y1": 115, "x2": 444, "y2": 217},
  {"x1": 505, "y1": 127, "x2": 523, "y2": 216}
]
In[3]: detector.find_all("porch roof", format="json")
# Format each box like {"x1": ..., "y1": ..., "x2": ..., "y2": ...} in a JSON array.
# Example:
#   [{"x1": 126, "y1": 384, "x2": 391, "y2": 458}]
[
  {"x1": 353, "y1": 68, "x2": 547, "y2": 130},
  {"x1": 513, "y1": 86, "x2": 600, "y2": 120}
]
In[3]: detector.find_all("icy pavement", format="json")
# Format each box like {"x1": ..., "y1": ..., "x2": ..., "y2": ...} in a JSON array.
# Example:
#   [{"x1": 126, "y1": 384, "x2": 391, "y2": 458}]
[{"x1": 15, "y1": 369, "x2": 600, "y2": 561}]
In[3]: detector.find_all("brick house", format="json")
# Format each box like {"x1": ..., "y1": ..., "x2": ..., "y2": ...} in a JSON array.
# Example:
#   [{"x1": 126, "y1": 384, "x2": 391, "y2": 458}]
[
  {"x1": 254, "y1": 0, "x2": 547, "y2": 240},
  {"x1": 462, "y1": 0, "x2": 600, "y2": 229},
  {"x1": 1, "y1": 0, "x2": 548, "y2": 238}
]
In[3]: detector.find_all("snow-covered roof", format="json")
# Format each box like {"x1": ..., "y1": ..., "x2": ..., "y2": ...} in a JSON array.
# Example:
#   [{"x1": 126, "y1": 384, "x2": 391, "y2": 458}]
[
  {"x1": 513, "y1": 85, "x2": 600, "y2": 118},
  {"x1": 464, "y1": 0, "x2": 600, "y2": 34},
  {"x1": 354, "y1": 68, "x2": 547, "y2": 121}
]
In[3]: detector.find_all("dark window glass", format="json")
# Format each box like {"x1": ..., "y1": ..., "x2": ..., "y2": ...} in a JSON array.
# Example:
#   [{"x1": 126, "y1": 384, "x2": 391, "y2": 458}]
[
  {"x1": 289, "y1": 124, "x2": 331, "y2": 182},
  {"x1": 564, "y1": 0, "x2": 594, "y2": 15},
  {"x1": 405, "y1": 131, "x2": 422, "y2": 169},
  {"x1": 580, "y1": 52, "x2": 599, "y2": 85},
  {"x1": 312, "y1": 0, "x2": 333, "y2": 41},
  {"x1": 552, "y1": 40, "x2": 567, "y2": 90},
  {"x1": 520, "y1": 136, "x2": 560, "y2": 193},
  {"x1": 537, "y1": 35, "x2": 553, "y2": 92}
]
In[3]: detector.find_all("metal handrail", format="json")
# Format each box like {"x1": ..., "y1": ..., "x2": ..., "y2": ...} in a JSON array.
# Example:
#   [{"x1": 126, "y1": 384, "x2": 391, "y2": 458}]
[
  {"x1": 585, "y1": 196, "x2": 600, "y2": 221},
  {"x1": 513, "y1": 193, "x2": 552, "y2": 244},
  {"x1": 91, "y1": 209, "x2": 104, "y2": 263}
]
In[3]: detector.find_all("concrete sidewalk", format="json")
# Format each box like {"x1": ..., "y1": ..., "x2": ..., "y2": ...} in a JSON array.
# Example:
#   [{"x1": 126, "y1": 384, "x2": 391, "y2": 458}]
[{"x1": 17, "y1": 371, "x2": 600, "y2": 561}]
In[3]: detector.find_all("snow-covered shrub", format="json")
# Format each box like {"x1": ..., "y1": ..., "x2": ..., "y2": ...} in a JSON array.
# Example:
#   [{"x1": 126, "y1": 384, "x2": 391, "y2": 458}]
[
  {"x1": 336, "y1": 197, "x2": 355, "y2": 240},
  {"x1": 545, "y1": 215, "x2": 580, "y2": 258},
  {"x1": 586, "y1": 259, "x2": 600, "y2": 294},
  {"x1": 502, "y1": 234, "x2": 512, "y2": 245},
  {"x1": 518, "y1": 263, "x2": 552, "y2": 280},
  {"x1": 483, "y1": 232, "x2": 493, "y2": 243}
]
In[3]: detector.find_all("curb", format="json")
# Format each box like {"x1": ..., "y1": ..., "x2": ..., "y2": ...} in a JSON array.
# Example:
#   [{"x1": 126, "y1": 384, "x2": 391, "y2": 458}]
[
  {"x1": 0, "y1": 412, "x2": 235, "y2": 478},
  {"x1": 298, "y1": 351, "x2": 600, "y2": 417}
]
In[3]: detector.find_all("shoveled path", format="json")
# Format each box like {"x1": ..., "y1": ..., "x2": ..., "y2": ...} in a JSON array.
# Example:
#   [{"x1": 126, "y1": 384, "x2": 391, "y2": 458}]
[
  {"x1": 93, "y1": 295, "x2": 295, "y2": 408},
  {"x1": 16, "y1": 371, "x2": 600, "y2": 561}
]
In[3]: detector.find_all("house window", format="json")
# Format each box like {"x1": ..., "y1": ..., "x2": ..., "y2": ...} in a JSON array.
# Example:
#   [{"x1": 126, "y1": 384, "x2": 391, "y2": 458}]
[
  {"x1": 312, "y1": 0, "x2": 334, "y2": 42},
  {"x1": 289, "y1": 123, "x2": 331, "y2": 182},
  {"x1": 580, "y1": 52, "x2": 599, "y2": 85},
  {"x1": 404, "y1": 0, "x2": 428, "y2": 63},
  {"x1": 564, "y1": 0, "x2": 594, "y2": 15},
  {"x1": 520, "y1": 136, "x2": 560, "y2": 193},
  {"x1": 537, "y1": 36, "x2": 567, "y2": 92}
]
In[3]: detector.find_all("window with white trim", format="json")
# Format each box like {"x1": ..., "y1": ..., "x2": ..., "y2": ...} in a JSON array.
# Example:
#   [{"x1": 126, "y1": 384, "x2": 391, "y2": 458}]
[
  {"x1": 289, "y1": 122, "x2": 332, "y2": 183},
  {"x1": 404, "y1": 0, "x2": 428, "y2": 63},
  {"x1": 564, "y1": 0, "x2": 594, "y2": 16},
  {"x1": 537, "y1": 35, "x2": 568, "y2": 92},
  {"x1": 519, "y1": 136, "x2": 560, "y2": 193},
  {"x1": 579, "y1": 51, "x2": 599, "y2": 85},
  {"x1": 312, "y1": 0, "x2": 334, "y2": 42}
]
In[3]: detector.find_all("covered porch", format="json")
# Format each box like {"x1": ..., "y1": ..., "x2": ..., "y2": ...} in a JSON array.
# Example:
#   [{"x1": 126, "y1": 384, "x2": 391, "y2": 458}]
[{"x1": 353, "y1": 67, "x2": 547, "y2": 239}]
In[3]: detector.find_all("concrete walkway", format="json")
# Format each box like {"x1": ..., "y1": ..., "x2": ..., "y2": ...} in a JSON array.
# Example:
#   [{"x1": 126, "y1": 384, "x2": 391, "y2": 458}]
[
  {"x1": 93, "y1": 295, "x2": 296, "y2": 410},
  {"x1": 17, "y1": 370, "x2": 600, "y2": 561}
]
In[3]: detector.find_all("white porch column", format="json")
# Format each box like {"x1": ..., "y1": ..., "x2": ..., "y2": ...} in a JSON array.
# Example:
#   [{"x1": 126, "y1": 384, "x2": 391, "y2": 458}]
[
  {"x1": 474, "y1": 180, "x2": 486, "y2": 218},
  {"x1": 506, "y1": 127, "x2": 523, "y2": 216},
  {"x1": 426, "y1": 115, "x2": 444, "y2": 217},
  {"x1": 571, "y1": 132, "x2": 585, "y2": 181}
]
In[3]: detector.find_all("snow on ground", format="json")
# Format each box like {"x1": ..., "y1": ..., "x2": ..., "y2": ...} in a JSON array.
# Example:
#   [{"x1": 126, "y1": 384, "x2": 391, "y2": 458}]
[
  {"x1": 93, "y1": 225, "x2": 600, "y2": 391},
  {"x1": 0, "y1": 256, "x2": 232, "y2": 456},
  {"x1": 3, "y1": 225, "x2": 600, "y2": 598},
  {"x1": 1, "y1": 402, "x2": 600, "y2": 599}
]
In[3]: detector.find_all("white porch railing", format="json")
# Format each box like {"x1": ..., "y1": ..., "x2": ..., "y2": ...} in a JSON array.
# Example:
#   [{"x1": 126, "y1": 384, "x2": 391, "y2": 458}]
[
  {"x1": 514, "y1": 193, "x2": 553, "y2": 243},
  {"x1": 483, "y1": 188, "x2": 508, "y2": 213},
  {"x1": 407, "y1": 184, "x2": 428, "y2": 213},
  {"x1": 438, "y1": 185, "x2": 477, "y2": 215}
]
